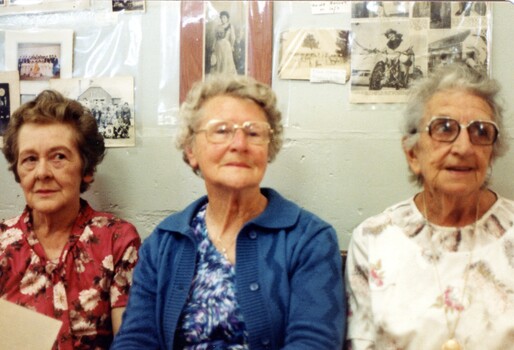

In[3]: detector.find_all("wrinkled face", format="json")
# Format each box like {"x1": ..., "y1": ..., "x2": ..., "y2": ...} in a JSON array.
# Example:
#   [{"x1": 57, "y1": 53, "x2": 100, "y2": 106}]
[
  {"x1": 405, "y1": 89, "x2": 495, "y2": 197},
  {"x1": 16, "y1": 123, "x2": 91, "y2": 217},
  {"x1": 186, "y1": 95, "x2": 269, "y2": 193}
]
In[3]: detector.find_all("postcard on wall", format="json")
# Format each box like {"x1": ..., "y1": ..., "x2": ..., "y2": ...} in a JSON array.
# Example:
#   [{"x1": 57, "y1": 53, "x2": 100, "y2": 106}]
[
  {"x1": 278, "y1": 28, "x2": 350, "y2": 83},
  {"x1": 50, "y1": 76, "x2": 135, "y2": 147},
  {"x1": 0, "y1": 71, "x2": 20, "y2": 145},
  {"x1": 349, "y1": 1, "x2": 491, "y2": 104},
  {"x1": 5, "y1": 29, "x2": 74, "y2": 96},
  {"x1": 0, "y1": 298, "x2": 62, "y2": 350}
]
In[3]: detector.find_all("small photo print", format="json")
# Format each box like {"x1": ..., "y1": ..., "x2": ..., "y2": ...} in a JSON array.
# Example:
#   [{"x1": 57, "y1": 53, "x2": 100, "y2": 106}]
[
  {"x1": 17, "y1": 43, "x2": 61, "y2": 81},
  {"x1": 112, "y1": 0, "x2": 145, "y2": 12},
  {"x1": 50, "y1": 76, "x2": 136, "y2": 147}
]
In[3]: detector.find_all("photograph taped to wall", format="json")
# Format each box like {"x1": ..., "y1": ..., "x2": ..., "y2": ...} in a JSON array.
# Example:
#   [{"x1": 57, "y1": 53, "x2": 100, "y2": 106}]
[
  {"x1": 180, "y1": 1, "x2": 272, "y2": 103},
  {"x1": 0, "y1": 0, "x2": 89, "y2": 15},
  {"x1": 278, "y1": 28, "x2": 350, "y2": 82},
  {"x1": 204, "y1": 1, "x2": 247, "y2": 77},
  {"x1": 0, "y1": 71, "x2": 20, "y2": 146},
  {"x1": 5, "y1": 30, "x2": 73, "y2": 95},
  {"x1": 49, "y1": 76, "x2": 135, "y2": 148},
  {"x1": 349, "y1": 1, "x2": 491, "y2": 104},
  {"x1": 112, "y1": 0, "x2": 145, "y2": 13}
]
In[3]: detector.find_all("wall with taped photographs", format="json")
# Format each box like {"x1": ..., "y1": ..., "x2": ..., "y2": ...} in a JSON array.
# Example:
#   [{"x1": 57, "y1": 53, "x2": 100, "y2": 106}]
[{"x1": 0, "y1": 1, "x2": 513, "y2": 249}]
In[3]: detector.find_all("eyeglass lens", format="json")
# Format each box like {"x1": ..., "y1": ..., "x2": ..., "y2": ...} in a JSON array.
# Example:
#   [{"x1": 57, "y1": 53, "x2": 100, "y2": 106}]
[
  {"x1": 428, "y1": 118, "x2": 498, "y2": 145},
  {"x1": 203, "y1": 120, "x2": 271, "y2": 144}
]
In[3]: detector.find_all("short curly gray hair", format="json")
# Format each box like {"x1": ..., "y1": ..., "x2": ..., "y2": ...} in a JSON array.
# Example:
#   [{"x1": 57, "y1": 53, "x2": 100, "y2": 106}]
[
  {"x1": 176, "y1": 74, "x2": 283, "y2": 175},
  {"x1": 401, "y1": 63, "x2": 508, "y2": 186}
]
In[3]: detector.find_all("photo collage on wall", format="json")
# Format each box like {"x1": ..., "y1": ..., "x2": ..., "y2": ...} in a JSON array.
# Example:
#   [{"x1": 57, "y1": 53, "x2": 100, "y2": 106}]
[
  {"x1": 1, "y1": 1, "x2": 142, "y2": 146},
  {"x1": 349, "y1": 1, "x2": 491, "y2": 103}
]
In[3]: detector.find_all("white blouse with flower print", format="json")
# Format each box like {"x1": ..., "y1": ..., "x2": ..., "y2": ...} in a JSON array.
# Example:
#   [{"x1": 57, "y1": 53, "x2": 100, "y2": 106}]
[{"x1": 345, "y1": 194, "x2": 514, "y2": 350}]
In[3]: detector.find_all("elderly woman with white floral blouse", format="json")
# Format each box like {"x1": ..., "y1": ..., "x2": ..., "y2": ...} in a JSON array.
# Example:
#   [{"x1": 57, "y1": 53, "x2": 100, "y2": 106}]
[
  {"x1": 346, "y1": 63, "x2": 514, "y2": 350},
  {"x1": 0, "y1": 90, "x2": 141, "y2": 350}
]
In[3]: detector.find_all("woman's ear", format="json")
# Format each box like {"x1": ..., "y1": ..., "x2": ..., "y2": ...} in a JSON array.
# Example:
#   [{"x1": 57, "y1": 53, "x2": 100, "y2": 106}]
[
  {"x1": 403, "y1": 137, "x2": 421, "y2": 176},
  {"x1": 185, "y1": 144, "x2": 198, "y2": 170},
  {"x1": 83, "y1": 174, "x2": 94, "y2": 184}
]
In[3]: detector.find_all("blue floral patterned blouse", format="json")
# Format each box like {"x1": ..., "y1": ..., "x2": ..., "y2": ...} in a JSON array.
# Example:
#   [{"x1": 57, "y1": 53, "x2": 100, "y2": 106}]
[{"x1": 175, "y1": 204, "x2": 249, "y2": 349}]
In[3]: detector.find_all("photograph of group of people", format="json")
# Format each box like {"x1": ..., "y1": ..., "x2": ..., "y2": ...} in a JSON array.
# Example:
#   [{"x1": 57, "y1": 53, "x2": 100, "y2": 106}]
[
  {"x1": 49, "y1": 76, "x2": 135, "y2": 147},
  {"x1": 17, "y1": 48, "x2": 60, "y2": 81}
]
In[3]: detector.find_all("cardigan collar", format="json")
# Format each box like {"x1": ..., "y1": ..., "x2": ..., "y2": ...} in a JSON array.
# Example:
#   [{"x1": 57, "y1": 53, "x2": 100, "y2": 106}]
[{"x1": 157, "y1": 188, "x2": 301, "y2": 235}]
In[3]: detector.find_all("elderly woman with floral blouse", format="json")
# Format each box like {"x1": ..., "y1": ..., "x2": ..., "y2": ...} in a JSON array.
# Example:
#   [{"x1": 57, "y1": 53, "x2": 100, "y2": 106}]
[
  {"x1": 113, "y1": 74, "x2": 345, "y2": 349},
  {"x1": 346, "y1": 63, "x2": 514, "y2": 350},
  {"x1": 1, "y1": 90, "x2": 140, "y2": 349}
]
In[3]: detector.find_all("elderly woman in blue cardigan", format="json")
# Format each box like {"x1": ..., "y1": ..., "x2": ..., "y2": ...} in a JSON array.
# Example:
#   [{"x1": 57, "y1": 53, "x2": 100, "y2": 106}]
[{"x1": 112, "y1": 74, "x2": 345, "y2": 349}]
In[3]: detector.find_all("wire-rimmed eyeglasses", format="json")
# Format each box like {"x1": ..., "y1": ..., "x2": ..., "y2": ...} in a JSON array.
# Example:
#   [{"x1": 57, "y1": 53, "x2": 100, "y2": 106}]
[
  {"x1": 195, "y1": 119, "x2": 273, "y2": 145},
  {"x1": 425, "y1": 116, "x2": 499, "y2": 146}
]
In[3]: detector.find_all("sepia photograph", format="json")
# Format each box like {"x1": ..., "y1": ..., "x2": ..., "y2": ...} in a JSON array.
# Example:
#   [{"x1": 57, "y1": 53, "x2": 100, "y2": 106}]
[
  {"x1": 49, "y1": 76, "x2": 136, "y2": 148},
  {"x1": 204, "y1": 1, "x2": 247, "y2": 77},
  {"x1": 278, "y1": 28, "x2": 350, "y2": 81},
  {"x1": 5, "y1": 30, "x2": 73, "y2": 95},
  {"x1": 0, "y1": 71, "x2": 20, "y2": 144},
  {"x1": 180, "y1": 1, "x2": 272, "y2": 102}
]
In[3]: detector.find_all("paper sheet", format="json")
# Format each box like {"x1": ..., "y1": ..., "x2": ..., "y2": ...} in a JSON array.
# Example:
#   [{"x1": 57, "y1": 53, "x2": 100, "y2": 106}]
[{"x1": 0, "y1": 298, "x2": 62, "y2": 350}]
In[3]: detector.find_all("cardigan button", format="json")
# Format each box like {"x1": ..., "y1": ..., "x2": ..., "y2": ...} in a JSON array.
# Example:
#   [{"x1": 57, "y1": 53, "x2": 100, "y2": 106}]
[
  {"x1": 249, "y1": 231, "x2": 257, "y2": 239},
  {"x1": 249, "y1": 282, "x2": 260, "y2": 291}
]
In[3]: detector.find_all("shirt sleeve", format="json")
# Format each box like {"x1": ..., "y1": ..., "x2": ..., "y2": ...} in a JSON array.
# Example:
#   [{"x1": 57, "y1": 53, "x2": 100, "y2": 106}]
[
  {"x1": 111, "y1": 231, "x2": 162, "y2": 349},
  {"x1": 109, "y1": 220, "x2": 141, "y2": 308},
  {"x1": 282, "y1": 224, "x2": 346, "y2": 350},
  {"x1": 345, "y1": 223, "x2": 375, "y2": 349}
]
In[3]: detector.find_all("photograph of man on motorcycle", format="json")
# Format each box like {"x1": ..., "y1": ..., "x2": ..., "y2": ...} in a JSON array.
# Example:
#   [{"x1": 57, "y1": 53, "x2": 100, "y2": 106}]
[{"x1": 368, "y1": 28, "x2": 422, "y2": 90}]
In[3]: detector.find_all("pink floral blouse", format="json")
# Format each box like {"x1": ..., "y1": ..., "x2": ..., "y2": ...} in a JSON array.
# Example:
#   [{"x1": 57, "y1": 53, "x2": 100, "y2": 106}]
[
  {"x1": 346, "y1": 194, "x2": 514, "y2": 349},
  {"x1": 0, "y1": 200, "x2": 141, "y2": 350}
]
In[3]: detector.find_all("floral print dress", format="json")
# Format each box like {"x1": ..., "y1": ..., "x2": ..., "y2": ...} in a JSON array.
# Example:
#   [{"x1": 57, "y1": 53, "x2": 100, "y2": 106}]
[
  {"x1": 346, "y1": 194, "x2": 514, "y2": 350},
  {"x1": 0, "y1": 200, "x2": 141, "y2": 350},
  {"x1": 175, "y1": 204, "x2": 249, "y2": 349}
]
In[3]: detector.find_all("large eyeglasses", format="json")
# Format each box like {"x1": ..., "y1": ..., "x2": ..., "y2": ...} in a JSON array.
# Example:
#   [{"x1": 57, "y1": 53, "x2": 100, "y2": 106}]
[
  {"x1": 196, "y1": 119, "x2": 273, "y2": 145},
  {"x1": 425, "y1": 116, "x2": 499, "y2": 146}
]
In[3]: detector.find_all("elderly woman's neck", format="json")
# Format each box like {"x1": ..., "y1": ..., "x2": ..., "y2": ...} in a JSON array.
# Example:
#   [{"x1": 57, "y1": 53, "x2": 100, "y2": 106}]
[
  {"x1": 206, "y1": 188, "x2": 267, "y2": 230},
  {"x1": 31, "y1": 202, "x2": 80, "y2": 237},
  {"x1": 418, "y1": 189, "x2": 496, "y2": 227}
]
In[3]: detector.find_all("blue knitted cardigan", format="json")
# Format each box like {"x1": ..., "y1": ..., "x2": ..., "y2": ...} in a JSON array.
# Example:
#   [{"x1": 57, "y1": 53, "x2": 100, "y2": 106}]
[{"x1": 112, "y1": 188, "x2": 345, "y2": 350}]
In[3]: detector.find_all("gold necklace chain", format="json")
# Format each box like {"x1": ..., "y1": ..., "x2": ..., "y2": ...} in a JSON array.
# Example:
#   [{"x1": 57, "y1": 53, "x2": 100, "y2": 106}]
[
  {"x1": 422, "y1": 192, "x2": 479, "y2": 350},
  {"x1": 214, "y1": 230, "x2": 237, "y2": 260}
]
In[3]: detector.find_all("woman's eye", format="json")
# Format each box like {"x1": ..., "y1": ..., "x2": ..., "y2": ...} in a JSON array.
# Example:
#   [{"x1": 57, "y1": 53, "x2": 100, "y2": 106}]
[
  {"x1": 22, "y1": 156, "x2": 37, "y2": 164},
  {"x1": 214, "y1": 125, "x2": 231, "y2": 135},
  {"x1": 52, "y1": 153, "x2": 67, "y2": 162}
]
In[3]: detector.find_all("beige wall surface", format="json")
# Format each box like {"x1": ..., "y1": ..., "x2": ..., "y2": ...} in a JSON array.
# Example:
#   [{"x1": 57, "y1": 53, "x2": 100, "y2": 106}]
[{"x1": 0, "y1": 2, "x2": 513, "y2": 249}]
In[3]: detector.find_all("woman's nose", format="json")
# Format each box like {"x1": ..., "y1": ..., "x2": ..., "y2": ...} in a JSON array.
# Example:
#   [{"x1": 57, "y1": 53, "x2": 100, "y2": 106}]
[
  {"x1": 229, "y1": 128, "x2": 249, "y2": 149},
  {"x1": 451, "y1": 127, "x2": 474, "y2": 154},
  {"x1": 35, "y1": 159, "x2": 52, "y2": 179}
]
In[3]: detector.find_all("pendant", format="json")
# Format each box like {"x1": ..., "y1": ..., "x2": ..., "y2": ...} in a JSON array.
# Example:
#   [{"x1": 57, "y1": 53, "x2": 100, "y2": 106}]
[{"x1": 441, "y1": 339, "x2": 462, "y2": 350}]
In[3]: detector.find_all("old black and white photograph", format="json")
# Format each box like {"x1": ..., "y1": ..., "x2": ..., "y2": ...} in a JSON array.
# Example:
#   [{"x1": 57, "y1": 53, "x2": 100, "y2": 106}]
[
  {"x1": 112, "y1": 0, "x2": 145, "y2": 13},
  {"x1": 204, "y1": 1, "x2": 247, "y2": 77},
  {"x1": 350, "y1": 21, "x2": 426, "y2": 103},
  {"x1": 349, "y1": 1, "x2": 490, "y2": 103},
  {"x1": 49, "y1": 76, "x2": 135, "y2": 147},
  {"x1": 278, "y1": 29, "x2": 350, "y2": 81}
]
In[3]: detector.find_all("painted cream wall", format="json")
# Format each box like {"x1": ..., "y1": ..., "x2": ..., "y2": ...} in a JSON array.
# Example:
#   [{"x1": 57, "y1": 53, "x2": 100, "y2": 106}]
[{"x1": 0, "y1": 2, "x2": 513, "y2": 250}]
